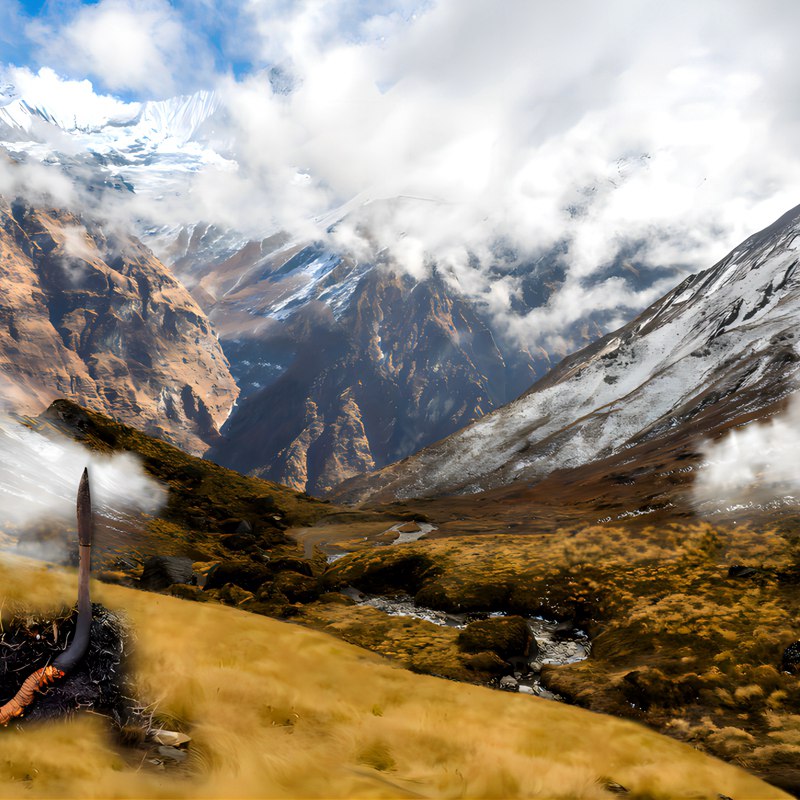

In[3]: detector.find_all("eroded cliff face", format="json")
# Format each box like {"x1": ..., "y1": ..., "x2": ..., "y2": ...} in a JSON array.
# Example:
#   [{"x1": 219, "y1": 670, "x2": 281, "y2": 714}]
[
  {"x1": 0, "y1": 198, "x2": 238, "y2": 453},
  {"x1": 208, "y1": 269, "x2": 537, "y2": 494}
]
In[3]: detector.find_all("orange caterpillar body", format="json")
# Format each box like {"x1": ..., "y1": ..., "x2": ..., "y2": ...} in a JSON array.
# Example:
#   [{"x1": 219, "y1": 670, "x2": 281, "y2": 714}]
[{"x1": 0, "y1": 666, "x2": 64, "y2": 726}]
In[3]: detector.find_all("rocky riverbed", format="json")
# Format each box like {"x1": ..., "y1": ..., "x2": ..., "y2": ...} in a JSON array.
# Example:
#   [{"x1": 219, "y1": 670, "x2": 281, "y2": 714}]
[{"x1": 341, "y1": 587, "x2": 590, "y2": 699}]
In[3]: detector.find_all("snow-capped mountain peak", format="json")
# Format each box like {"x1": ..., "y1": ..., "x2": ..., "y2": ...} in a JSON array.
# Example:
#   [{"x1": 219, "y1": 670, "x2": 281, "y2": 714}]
[
  {"x1": 334, "y1": 203, "x2": 800, "y2": 503},
  {"x1": 0, "y1": 85, "x2": 219, "y2": 144},
  {"x1": 126, "y1": 90, "x2": 221, "y2": 146},
  {"x1": 0, "y1": 82, "x2": 232, "y2": 206}
]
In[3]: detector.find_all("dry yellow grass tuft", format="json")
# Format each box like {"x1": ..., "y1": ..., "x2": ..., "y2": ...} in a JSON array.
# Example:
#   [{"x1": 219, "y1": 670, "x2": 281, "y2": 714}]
[{"x1": 0, "y1": 554, "x2": 787, "y2": 799}]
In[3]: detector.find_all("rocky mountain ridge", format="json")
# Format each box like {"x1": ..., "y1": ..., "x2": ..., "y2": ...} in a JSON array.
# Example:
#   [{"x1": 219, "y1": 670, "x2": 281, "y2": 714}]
[
  {"x1": 334, "y1": 203, "x2": 800, "y2": 503},
  {"x1": 207, "y1": 260, "x2": 540, "y2": 494},
  {"x1": 0, "y1": 195, "x2": 238, "y2": 453}
]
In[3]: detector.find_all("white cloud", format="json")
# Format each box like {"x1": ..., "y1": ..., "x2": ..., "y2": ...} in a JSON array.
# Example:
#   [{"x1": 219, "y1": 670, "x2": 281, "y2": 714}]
[
  {"x1": 693, "y1": 393, "x2": 800, "y2": 514},
  {"x1": 27, "y1": 0, "x2": 205, "y2": 96},
  {"x1": 3, "y1": 66, "x2": 139, "y2": 130},
  {"x1": 0, "y1": 148, "x2": 78, "y2": 208},
  {"x1": 0, "y1": 411, "x2": 165, "y2": 562},
  {"x1": 196, "y1": 0, "x2": 800, "y2": 346},
  {"x1": 7, "y1": 0, "x2": 800, "y2": 353}
]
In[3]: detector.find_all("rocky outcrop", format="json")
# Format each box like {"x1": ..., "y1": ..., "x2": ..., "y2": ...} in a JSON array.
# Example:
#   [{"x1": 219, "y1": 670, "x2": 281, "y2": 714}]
[
  {"x1": 457, "y1": 616, "x2": 535, "y2": 661},
  {"x1": 0, "y1": 198, "x2": 238, "y2": 453},
  {"x1": 208, "y1": 268, "x2": 538, "y2": 494}
]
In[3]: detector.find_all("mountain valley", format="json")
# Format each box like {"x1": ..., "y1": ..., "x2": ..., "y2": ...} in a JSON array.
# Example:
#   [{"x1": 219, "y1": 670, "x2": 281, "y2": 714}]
[
  {"x1": 0, "y1": 87, "x2": 684, "y2": 492},
  {"x1": 1, "y1": 69, "x2": 800, "y2": 800}
]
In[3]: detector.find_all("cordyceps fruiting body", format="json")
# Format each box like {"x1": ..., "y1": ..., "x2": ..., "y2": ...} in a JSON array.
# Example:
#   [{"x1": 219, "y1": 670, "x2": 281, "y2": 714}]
[
  {"x1": 53, "y1": 468, "x2": 94, "y2": 675},
  {"x1": 0, "y1": 468, "x2": 94, "y2": 725}
]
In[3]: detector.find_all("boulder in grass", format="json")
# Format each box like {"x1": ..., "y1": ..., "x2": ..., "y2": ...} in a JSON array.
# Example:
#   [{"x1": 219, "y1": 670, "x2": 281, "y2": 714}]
[
  {"x1": 267, "y1": 556, "x2": 315, "y2": 577},
  {"x1": 219, "y1": 518, "x2": 253, "y2": 534},
  {"x1": 272, "y1": 571, "x2": 320, "y2": 604},
  {"x1": 140, "y1": 556, "x2": 195, "y2": 591},
  {"x1": 203, "y1": 560, "x2": 272, "y2": 593},
  {"x1": 728, "y1": 565, "x2": 759, "y2": 579},
  {"x1": 461, "y1": 651, "x2": 508, "y2": 675},
  {"x1": 220, "y1": 533, "x2": 259, "y2": 552},
  {"x1": 457, "y1": 616, "x2": 536, "y2": 661},
  {"x1": 209, "y1": 583, "x2": 255, "y2": 607},
  {"x1": 168, "y1": 584, "x2": 206, "y2": 602}
]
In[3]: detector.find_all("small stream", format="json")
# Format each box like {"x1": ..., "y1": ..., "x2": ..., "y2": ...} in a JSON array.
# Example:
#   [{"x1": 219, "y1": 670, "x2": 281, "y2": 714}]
[
  {"x1": 386, "y1": 522, "x2": 437, "y2": 545},
  {"x1": 342, "y1": 587, "x2": 590, "y2": 699},
  {"x1": 324, "y1": 522, "x2": 437, "y2": 563}
]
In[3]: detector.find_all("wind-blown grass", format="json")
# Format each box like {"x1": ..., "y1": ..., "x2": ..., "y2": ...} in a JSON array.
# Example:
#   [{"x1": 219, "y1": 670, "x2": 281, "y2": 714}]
[
  {"x1": 0, "y1": 554, "x2": 786, "y2": 799},
  {"x1": 323, "y1": 523, "x2": 800, "y2": 791}
]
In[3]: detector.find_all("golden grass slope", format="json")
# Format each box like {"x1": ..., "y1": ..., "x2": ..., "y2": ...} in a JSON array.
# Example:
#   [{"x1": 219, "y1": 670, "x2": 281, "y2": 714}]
[
  {"x1": 0, "y1": 556, "x2": 786, "y2": 799},
  {"x1": 321, "y1": 523, "x2": 800, "y2": 791}
]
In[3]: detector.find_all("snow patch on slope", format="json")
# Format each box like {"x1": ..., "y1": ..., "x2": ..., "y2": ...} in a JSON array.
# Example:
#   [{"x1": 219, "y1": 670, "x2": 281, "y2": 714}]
[{"x1": 338, "y1": 206, "x2": 800, "y2": 501}]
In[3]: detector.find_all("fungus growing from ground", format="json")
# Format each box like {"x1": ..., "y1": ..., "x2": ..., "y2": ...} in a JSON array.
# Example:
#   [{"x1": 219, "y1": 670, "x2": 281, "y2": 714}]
[
  {"x1": 0, "y1": 468, "x2": 94, "y2": 724},
  {"x1": 0, "y1": 468, "x2": 139, "y2": 729}
]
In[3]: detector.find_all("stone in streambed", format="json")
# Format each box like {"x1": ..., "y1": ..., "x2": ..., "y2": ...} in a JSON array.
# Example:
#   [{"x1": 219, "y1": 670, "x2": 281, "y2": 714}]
[{"x1": 457, "y1": 616, "x2": 536, "y2": 661}]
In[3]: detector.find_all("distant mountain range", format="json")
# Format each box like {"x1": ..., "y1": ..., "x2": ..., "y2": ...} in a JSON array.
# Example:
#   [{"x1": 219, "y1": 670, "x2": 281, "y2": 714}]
[
  {"x1": 335, "y1": 204, "x2": 800, "y2": 503},
  {"x1": 0, "y1": 85, "x2": 687, "y2": 492}
]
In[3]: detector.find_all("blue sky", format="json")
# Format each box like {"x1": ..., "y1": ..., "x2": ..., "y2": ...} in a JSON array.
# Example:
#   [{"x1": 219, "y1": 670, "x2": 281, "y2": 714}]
[
  {"x1": 1, "y1": 0, "x2": 425, "y2": 99},
  {"x1": 3, "y1": 0, "x2": 264, "y2": 94},
  {"x1": 1, "y1": 0, "x2": 800, "y2": 352}
]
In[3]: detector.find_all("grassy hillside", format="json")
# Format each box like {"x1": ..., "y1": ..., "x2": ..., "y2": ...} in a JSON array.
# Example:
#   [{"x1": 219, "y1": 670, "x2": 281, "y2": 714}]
[
  {"x1": 20, "y1": 400, "x2": 395, "y2": 575},
  {"x1": 322, "y1": 523, "x2": 800, "y2": 792},
  {"x1": 15, "y1": 400, "x2": 800, "y2": 794},
  {"x1": 0, "y1": 554, "x2": 785, "y2": 799},
  {"x1": 38, "y1": 399, "x2": 335, "y2": 531}
]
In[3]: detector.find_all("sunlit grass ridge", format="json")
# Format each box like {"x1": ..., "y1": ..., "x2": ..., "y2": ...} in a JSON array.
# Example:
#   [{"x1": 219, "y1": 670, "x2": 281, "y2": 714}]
[{"x1": 0, "y1": 555, "x2": 786, "y2": 799}]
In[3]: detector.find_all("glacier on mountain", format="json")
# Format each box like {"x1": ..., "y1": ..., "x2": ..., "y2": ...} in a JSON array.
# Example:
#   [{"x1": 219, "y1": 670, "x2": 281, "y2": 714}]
[{"x1": 0, "y1": 84, "x2": 232, "y2": 200}]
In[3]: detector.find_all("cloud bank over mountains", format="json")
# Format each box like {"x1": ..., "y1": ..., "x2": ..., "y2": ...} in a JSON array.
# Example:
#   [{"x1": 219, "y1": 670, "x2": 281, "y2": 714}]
[{"x1": 2, "y1": 0, "x2": 800, "y2": 351}]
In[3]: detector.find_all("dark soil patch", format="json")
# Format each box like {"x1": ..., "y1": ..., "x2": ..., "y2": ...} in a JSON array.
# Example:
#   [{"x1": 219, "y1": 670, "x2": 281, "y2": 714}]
[{"x1": 0, "y1": 603, "x2": 139, "y2": 728}]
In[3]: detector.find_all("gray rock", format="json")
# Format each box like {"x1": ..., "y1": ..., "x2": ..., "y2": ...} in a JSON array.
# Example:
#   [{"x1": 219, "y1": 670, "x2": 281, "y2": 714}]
[
  {"x1": 499, "y1": 675, "x2": 518, "y2": 689},
  {"x1": 140, "y1": 556, "x2": 195, "y2": 591},
  {"x1": 157, "y1": 746, "x2": 187, "y2": 763}
]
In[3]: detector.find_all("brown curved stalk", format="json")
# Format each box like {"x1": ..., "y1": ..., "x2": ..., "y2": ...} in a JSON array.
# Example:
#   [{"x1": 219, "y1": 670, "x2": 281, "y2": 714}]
[
  {"x1": 0, "y1": 468, "x2": 94, "y2": 726},
  {"x1": 53, "y1": 468, "x2": 94, "y2": 674}
]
